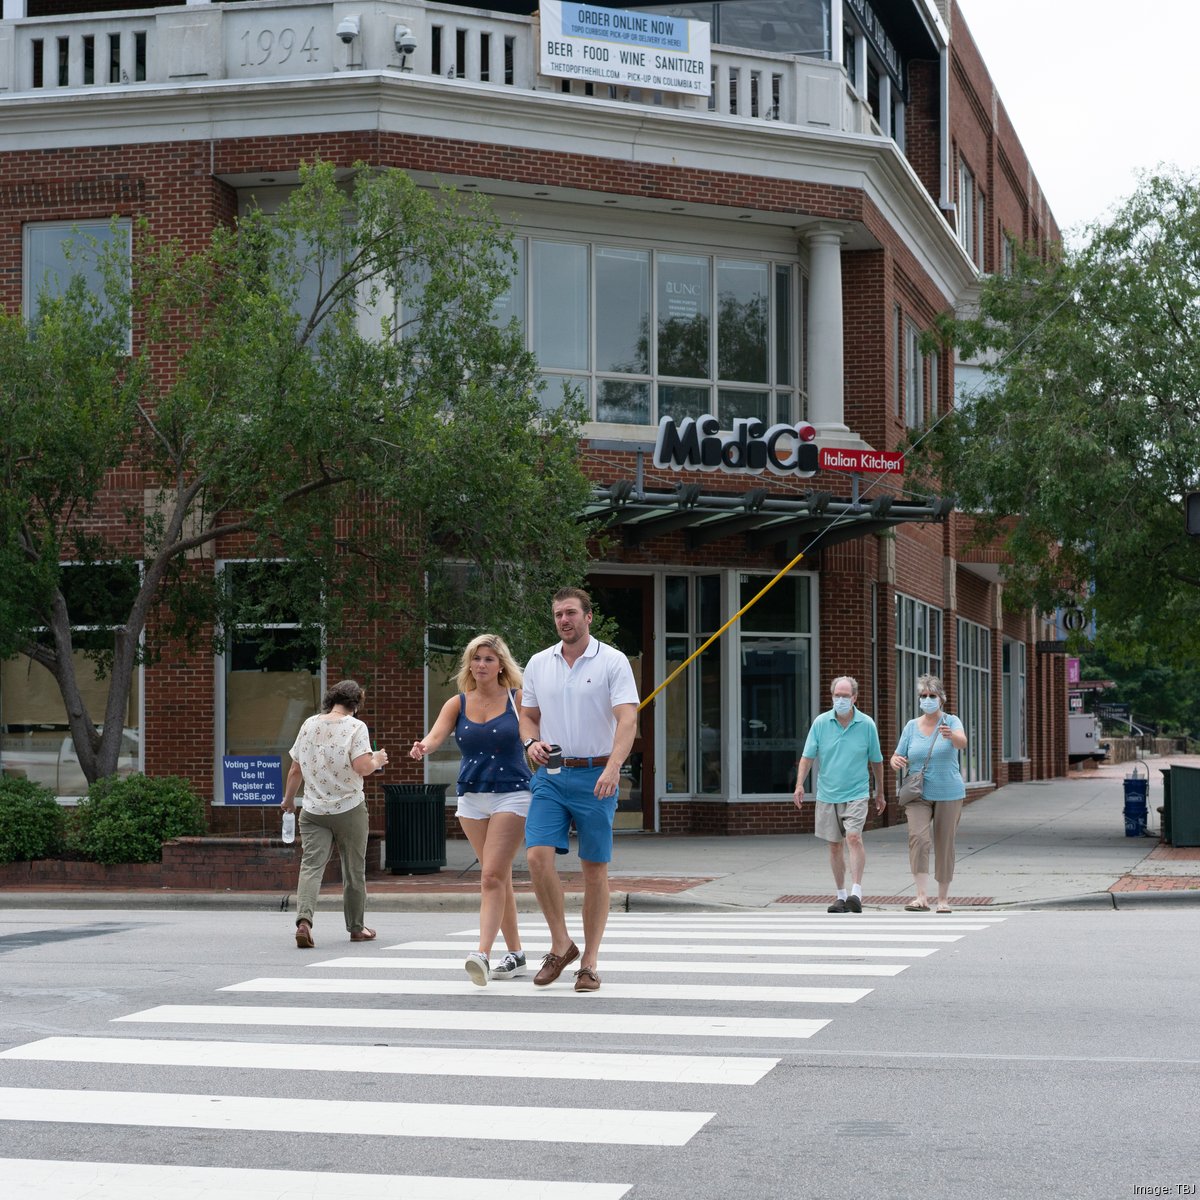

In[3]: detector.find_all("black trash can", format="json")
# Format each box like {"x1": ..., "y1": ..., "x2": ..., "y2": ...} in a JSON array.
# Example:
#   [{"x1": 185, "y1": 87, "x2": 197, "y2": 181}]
[
  {"x1": 1159, "y1": 768, "x2": 1173, "y2": 844},
  {"x1": 383, "y1": 784, "x2": 448, "y2": 874},
  {"x1": 1167, "y1": 763, "x2": 1200, "y2": 848}
]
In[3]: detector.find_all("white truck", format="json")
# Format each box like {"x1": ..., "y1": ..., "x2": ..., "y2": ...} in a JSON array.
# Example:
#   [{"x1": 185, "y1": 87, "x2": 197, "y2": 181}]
[{"x1": 1068, "y1": 713, "x2": 1108, "y2": 764}]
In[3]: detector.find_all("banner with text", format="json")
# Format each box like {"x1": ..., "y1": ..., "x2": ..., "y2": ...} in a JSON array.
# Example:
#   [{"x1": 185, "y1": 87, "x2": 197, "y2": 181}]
[{"x1": 540, "y1": 1, "x2": 711, "y2": 95}]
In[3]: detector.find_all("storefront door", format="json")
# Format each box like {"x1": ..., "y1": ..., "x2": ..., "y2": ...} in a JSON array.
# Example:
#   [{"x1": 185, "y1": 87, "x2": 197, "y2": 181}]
[{"x1": 588, "y1": 574, "x2": 655, "y2": 831}]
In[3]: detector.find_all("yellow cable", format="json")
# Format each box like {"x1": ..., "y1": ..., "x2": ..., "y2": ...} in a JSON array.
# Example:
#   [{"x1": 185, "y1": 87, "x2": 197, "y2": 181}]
[{"x1": 638, "y1": 547, "x2": 806, "y2": 710}]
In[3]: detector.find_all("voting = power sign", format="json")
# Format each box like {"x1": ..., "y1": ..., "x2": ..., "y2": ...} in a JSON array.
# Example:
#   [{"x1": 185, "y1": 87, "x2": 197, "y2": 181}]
[
  {"x1": 222, "y1": 756, "x2": 283, "y2": 805},
  {"x1": 540, "y1": 1, "x2": 711, "y2": 95}
]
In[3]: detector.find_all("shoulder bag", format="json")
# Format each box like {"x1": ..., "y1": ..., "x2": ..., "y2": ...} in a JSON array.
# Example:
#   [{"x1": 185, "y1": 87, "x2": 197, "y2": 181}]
[{"x1": 897, "y1": 717, "x2": 942, "y2": 806}]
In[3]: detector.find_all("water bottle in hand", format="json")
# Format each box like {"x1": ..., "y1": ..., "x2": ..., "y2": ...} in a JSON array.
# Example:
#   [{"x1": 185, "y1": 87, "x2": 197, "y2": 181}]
[{"x1": 281, "y1": 811, "x2": 296, "y2": 844}]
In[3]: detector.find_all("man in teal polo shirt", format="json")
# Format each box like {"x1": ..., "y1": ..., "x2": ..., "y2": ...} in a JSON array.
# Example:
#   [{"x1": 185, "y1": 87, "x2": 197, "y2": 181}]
[{"x1": 794, "y1": 675, "x2": 884, "y2": 913}]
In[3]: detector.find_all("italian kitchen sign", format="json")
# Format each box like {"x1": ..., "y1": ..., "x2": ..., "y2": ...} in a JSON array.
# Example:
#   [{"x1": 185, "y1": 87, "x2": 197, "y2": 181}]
[
  {"x1": 540, "y1": 1, "x2": 712, "y2": 95},
  {"x1": 654, "y1": 414, "x2": 905, "y2": 478},
  {"x1": 819, "y1": 447, "x2": 905, "y2": 474}
]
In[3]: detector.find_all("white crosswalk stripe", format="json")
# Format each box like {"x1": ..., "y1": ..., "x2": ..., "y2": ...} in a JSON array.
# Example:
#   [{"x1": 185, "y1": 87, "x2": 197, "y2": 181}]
[
  {"x1": 0, "y1": 908, "x2": 1011, "y2": 1197},
  {"x1": 118, "y1": 1004, "x2": 831, "y2": 1039},
  {"x1": 0, "y1": 1158, "x2": 631, "y2": 1199},
  {"x1": 396, "y1": 939, "x2": 939, "y2": 957},
  {"x1": 311, "y1": 956, "x2": 908, "y2": 977},
  {"x1": 220, "y1": 976, "x2": 872, "y2": 1003},
  {"x1": 4, "y1": 1036, "x2": 778, "y2": 1085},
  {"x1": 0, "y1": 1086, "x2": 711, "y2": 1146}
]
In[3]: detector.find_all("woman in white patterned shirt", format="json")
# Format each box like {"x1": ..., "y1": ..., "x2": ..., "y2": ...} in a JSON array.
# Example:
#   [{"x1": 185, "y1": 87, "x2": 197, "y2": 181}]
[{"x1": 283, "y1": 680, "x2": 388, "y2": 948}]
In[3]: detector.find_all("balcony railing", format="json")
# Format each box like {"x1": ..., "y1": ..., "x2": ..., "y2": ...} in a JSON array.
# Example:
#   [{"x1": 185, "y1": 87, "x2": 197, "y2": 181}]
[{"x1": 0, "y1": 0, "x2": 880, "y2": 137}]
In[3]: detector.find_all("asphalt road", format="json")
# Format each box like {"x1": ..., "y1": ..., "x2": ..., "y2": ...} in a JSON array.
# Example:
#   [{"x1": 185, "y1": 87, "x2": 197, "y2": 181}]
[{"x1": 0, "y1": 907, "x2": 1196, "y2": 1199}]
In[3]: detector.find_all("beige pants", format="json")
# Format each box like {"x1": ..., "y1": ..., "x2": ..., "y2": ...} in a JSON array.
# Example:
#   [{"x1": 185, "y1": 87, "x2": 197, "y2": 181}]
[
  {"x1": 295, "y1": 802, "x2": 369, "y2": 932},
  {"x1": 905, "y1": 798, "x2": 963, "y2": 884}
]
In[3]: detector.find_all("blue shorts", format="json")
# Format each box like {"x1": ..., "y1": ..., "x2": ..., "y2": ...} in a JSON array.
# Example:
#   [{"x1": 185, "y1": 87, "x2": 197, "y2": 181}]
[{"x1": 525, "y1": 766, "x2": 617, "y2": 864}]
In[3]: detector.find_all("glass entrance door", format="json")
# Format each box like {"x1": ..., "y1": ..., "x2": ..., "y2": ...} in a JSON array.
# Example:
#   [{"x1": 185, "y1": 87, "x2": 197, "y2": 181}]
[{"x1": 588, "y1": 575, "x2": 654, "y2": 830}]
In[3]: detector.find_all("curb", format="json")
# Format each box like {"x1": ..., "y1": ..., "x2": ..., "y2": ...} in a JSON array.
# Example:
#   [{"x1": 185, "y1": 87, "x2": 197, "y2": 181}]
[{"x1": 4, "y1": 887, "x2": 1200, "y2": 913}]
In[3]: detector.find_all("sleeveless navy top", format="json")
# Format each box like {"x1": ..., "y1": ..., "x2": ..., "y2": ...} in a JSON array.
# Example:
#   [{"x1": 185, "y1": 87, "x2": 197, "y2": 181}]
[{"x1": 453, "y1": 691, "x2": 533, "y2": 796}]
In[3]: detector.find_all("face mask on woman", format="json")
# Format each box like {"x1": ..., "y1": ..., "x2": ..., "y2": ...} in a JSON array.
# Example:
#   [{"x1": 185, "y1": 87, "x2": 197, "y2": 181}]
[{"x1": 919, "y1": 696, "x2": 941, "y2": 715}]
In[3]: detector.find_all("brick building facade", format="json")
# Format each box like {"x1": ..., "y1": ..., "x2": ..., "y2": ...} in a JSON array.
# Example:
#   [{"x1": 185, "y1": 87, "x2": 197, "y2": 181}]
[{"x1": 0, "y1": 0, "x2": 1067, "y2": 836}]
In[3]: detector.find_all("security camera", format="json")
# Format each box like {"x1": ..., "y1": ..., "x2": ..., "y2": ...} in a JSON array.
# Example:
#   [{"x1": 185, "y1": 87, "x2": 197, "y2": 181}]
[
  {"x1": 394, "y1": 25, "x2": 417, "y2": 55},
  {"x1": 336, "y1": 15, "x2": 360, "y2": 44}
]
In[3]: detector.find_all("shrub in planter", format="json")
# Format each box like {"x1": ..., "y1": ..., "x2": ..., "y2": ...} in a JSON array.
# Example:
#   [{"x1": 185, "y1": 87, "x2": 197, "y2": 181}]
[
  {"x1": 0, "y1": 777, "x2": 66, "y2": 862},
  {"x1": 71, "y1": 773, "x2": 207, "y2": 864}
]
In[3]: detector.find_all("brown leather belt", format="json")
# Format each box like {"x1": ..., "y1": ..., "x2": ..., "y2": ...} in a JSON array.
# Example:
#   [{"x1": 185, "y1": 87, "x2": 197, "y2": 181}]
[{"x1": 562, "y1": 756, "x2": 609, "y2": 768}]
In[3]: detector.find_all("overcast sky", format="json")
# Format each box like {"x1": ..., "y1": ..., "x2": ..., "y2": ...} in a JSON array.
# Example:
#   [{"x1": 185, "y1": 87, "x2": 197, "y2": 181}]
[{"x1": 953, "y1": 0, "x2": 1200, "y2": 246}]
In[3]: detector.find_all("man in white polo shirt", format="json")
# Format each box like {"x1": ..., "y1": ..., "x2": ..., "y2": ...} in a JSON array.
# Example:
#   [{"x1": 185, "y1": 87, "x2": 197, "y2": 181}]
[{"x1": 520, "y1": 586, "x2": 639, "y2": 993}]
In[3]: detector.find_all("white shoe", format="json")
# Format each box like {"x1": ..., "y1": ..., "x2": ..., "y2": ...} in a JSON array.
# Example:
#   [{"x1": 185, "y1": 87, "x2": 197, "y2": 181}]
[
  {"x1": 491, "y1": 950, "x2": 527, "y2": 979},
  {"x1": 464, "y1": 951, "x2": 490, "y2": 986}
]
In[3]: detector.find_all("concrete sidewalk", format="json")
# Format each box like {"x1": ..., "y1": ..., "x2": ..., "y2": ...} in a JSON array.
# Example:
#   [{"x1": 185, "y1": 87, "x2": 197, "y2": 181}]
[{"x1": 3, "y1": 753, "x2": 1198, "y2": 913}]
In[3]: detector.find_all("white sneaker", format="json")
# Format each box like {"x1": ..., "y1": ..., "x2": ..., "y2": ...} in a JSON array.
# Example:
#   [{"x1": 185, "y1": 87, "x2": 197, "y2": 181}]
[
  {"x1": 491, "y1": 950, "x2": 527, "y2": 979},
  {"x1": 464, "y1": 951, "x2": 490, "y2": 986}
]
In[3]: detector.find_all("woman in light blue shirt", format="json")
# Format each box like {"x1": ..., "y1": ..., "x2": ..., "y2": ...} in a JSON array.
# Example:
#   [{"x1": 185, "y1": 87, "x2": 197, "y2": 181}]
[{"x1": 891, "y1": 674, "x2": 968, "y2": 913}]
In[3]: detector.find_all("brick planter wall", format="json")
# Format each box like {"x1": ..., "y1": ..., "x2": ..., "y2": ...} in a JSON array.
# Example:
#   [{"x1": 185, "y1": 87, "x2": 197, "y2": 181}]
[{"x1": 0, "y1": 834, "x2": 386, "y2": 891}]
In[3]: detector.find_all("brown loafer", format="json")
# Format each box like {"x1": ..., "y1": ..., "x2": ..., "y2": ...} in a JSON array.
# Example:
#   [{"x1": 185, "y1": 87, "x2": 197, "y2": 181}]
[
  {"x1": 573, "y1": 965, "x2": 601, "y2": 993},
  {"x1": 533, "y1": 941, "x2": 579, "y2": 986},
  {"x1": 349, "y1": 927, "x2": 376, "y2": 942},
  {"x1": 295, "y1": 921, "x2": 315, "y2": 949}
]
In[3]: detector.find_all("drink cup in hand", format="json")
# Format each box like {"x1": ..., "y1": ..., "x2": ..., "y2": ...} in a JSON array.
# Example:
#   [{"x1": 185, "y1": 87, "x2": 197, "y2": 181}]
[{"x1": 547, "y1": 744, "x2": 562, "y2": 774}]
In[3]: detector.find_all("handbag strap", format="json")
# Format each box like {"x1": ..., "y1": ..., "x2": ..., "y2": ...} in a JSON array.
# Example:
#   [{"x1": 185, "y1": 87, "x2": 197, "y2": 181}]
[{"x1": 914, "y1": 716, "x2": 941, "y2": 773}]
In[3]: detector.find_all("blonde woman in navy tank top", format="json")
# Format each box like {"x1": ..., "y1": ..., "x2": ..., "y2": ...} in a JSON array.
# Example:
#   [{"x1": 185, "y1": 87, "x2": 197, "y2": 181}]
[{"x1": 410, "y1": 634, "x2": 532, "y2": 986}]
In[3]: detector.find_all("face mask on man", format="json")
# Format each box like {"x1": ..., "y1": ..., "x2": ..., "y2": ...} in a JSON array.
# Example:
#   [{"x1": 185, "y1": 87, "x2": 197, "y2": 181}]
[
  {"x1": 832, "y1": 696, "x2": 853, "y2": 716},
  {"x1": 919, "y1": 696, "x2": 941, "y2": 714}
]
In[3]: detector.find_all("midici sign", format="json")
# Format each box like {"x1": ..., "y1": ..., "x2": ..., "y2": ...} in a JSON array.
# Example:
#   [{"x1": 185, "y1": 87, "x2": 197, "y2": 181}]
[{"x1": 654, "y1": 415, "x2": 819, "y2": 476}]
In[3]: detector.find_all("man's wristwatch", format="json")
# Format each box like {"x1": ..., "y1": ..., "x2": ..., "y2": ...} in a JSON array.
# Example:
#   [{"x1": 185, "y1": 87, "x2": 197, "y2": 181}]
[{"x1": 522, "y1": 737, "x2": 536, "y2": 750}]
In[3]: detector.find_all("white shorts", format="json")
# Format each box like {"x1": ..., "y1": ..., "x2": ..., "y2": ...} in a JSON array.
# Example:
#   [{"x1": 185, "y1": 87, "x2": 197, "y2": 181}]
[{"x1": 455, "y1": 790, "x2": 532, "y2": 821}]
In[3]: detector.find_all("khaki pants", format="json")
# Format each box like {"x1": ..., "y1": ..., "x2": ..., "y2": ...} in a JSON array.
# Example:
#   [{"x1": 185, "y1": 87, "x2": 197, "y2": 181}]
[
  {"x1": 905, "y1": 798, "x2": 963, "y2": 885},
  {"x1": 296, "y1": 802, "x2": 369, "y2": 933}
]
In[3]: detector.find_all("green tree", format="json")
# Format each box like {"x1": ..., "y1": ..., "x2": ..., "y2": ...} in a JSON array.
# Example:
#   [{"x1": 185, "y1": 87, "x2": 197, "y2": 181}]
[
  {"x1": 912, "y1": 170, "x2": 1200, "y2": 664},
  {"x1": 0, "y1": 161, "x2": 593, "y2": 784}
]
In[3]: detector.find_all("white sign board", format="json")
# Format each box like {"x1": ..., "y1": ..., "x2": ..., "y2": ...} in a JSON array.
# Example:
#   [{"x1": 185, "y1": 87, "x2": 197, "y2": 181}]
[{"x1": 540, "y1": 1, "x2": 711, "y2": 96}]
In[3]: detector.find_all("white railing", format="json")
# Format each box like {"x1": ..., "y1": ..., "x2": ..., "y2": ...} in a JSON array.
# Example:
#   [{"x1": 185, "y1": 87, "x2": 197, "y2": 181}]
[{"x1": 0, "y1": 0, "x2": 880, "y2": 139}]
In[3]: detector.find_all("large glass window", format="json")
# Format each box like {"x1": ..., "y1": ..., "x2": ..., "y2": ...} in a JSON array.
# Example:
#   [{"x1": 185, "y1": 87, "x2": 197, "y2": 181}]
[
  {"x1": 23, "y1": 219, "x2": 132, "y2": 346},
  {"x1": 596, "y1": 247, "x2": 650, "y2": 374},
  {"x1": 957, "y1": 617, "x2": 992, "y2": 784},
  {"x1": 904, "y1": 319, "x2": 924, "y2": 428},
  {"x1": 657, "y1": 252, "x2": 711, "y2": 379},
  {"x1": 664, "y1": 574, "x2": 723, "y2": 796},
  {"x1": 639, "y1": 2, "x2": 829, "y2": 57},
  {"x1": 957, "y1": 160, "x2": 976, "y2": 262},
  {"x1": 532, "y1": 239, "x2": 589, "y2": 370},
  {"x1": 0, "y1": 564, "x2": 141, "y2": 800},
  {"x1": 530, "y1": 241, "x2": 803, "y2": 427},
  {"x1": 1002, "y1": 637, "x2": 1027, "y2": 761},
  {"x1": 717, "y1": 258, "x2": 769, "y2": 383},
  {"x1": 220, "y1": 561, "x2": 322, "y2": 793},
  {"x1": 895, "y1": 592, "x2": 942, "y2": 736},
  {"x1": 739, "y1": 573, "x2": 813, "y2": 794}
]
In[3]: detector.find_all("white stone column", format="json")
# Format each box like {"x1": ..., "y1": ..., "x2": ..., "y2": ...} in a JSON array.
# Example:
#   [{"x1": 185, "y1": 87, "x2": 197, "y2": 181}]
[
  {"x1": 806, "y1": 228, "x2": 848, "y2": 434},
  {"x1": 2, "y1": 0, "x2": 28, "y2": 19}
]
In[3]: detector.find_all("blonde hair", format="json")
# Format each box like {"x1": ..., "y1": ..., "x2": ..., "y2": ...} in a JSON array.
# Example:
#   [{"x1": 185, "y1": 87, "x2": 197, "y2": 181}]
[
  {"x1": 455, "y1": 633, "x2": 523, "y2": 693},
  {"x1": 917, "y1": 673, "x2": 946, "y2": 703}
]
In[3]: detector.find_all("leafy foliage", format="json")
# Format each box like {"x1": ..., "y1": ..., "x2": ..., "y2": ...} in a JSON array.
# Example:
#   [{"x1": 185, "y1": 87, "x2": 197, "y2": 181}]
[
  {"x1": 70, "y1": 774, "x2": 207, "y2": 864},
  {"x1": 911, "y1": 170, "x2": 1200, "y2": 663},
  {"x1": 0, "y1": 777, "x2": 65, "y2": 863},
  {"x1": 0, "y1": 162, "x2": 595, "y2": 781}
]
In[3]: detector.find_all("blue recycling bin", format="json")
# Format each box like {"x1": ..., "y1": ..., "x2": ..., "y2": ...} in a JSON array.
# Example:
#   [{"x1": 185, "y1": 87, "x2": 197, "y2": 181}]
[{"x1": 1122, "y1": 766, "x2": 1149, "y2": 837}]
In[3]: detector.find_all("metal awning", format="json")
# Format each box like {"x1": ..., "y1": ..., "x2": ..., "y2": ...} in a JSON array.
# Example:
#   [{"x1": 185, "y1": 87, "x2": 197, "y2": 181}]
[{"x1": 583, "y1": 480, "x2": 954, "y2": 553}]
